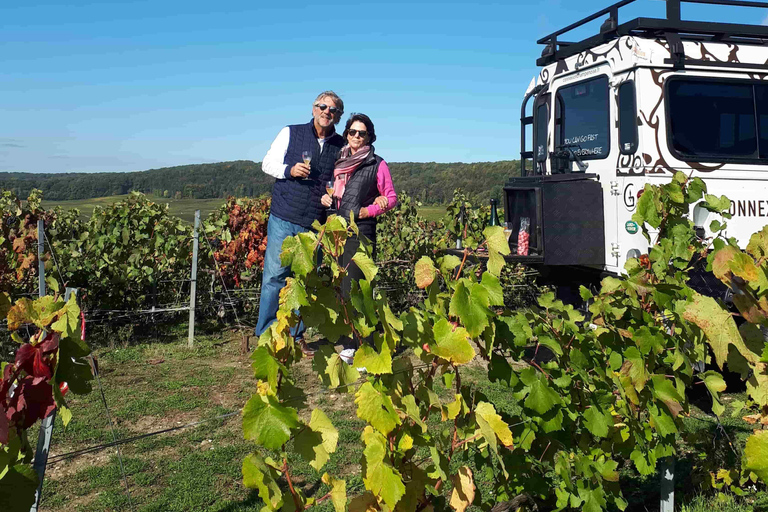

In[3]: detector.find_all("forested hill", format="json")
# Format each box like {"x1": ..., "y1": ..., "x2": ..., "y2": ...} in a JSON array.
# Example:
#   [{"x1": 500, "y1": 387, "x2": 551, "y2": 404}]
[{"x1": 0, "y1": 159, "x2": 520, "y2": 205}]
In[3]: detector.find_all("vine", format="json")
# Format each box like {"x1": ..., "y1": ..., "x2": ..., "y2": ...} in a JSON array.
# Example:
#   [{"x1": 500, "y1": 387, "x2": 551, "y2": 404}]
[
  {"x1": 0, "y1": 291, "x2": 93, "y2": 512},
  {"x1": 241, "y1": 172, "x2": 768, "y2": 511}
]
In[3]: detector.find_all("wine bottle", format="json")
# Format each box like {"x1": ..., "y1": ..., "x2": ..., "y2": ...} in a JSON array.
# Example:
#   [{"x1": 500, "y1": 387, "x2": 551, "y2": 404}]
[{"x1": 489, "y1": 199, "x2": 500, "y2": 227}]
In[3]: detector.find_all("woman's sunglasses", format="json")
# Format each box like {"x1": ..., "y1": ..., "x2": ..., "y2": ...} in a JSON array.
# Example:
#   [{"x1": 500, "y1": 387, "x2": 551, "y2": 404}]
[
  {"x1": 314, "y1": 103, "x2": 342, "y2": 114},
  {"x1": 348, "y1": 129, "x2": 368, "y2": 138}
]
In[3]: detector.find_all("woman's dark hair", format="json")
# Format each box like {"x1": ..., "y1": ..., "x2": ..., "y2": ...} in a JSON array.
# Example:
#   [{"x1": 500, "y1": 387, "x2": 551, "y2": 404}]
[{"x1": 342, "y1": 113, "x2": 376, "y2": 144}]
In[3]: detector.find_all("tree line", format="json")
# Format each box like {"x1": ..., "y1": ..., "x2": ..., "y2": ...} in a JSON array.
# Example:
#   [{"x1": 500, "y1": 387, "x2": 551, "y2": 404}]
[{"x1": 0, "y1": 160, "x2": 520, "y2": 205}]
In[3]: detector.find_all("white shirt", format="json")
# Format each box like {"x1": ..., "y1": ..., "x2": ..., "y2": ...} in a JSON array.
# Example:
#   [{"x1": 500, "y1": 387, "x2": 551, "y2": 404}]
[{"x1": 261, "y1": 126, "x2": 328, "y2": 179}]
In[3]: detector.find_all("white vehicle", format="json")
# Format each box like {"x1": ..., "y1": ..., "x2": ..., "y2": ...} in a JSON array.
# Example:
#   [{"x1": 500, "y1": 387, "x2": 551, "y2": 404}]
[{"x1": 506, "y1": 0, "x2": 768, "y2": 285}]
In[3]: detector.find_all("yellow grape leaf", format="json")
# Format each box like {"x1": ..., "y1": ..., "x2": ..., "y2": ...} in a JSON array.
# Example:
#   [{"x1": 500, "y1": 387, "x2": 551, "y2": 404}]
[
  {"x1": 449, "y1": 466, "x2": 475, "y2": 512},
  {"x1": 414, "y1": 256, "x2": 437, "y2": 289}
]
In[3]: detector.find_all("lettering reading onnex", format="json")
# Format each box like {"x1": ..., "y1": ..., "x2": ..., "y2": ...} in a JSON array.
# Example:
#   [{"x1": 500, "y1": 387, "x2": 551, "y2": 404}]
[{"x1": 729, "y1": 200, "x2": 768, "y2": 218}]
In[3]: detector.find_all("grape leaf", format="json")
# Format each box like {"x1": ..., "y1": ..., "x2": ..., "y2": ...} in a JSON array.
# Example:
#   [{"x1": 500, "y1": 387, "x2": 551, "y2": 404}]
[
  {"x1": 242, "y1": 394, "x2": 300, "y2": 450},
  {"x1": 414, "y1": 256, "x2": 437, "y2": 289},
  {"x1": 449, "y1": 466, "x2": 475, "y2": 512},
  {"x1": 649, "y1": 375, "x2": 684, "y2": 417},
  {"x1": 295, "y1": 409, "x2": 338, "y2": 471},
  {"x1": 439, "y1": 254, "x2": 462, "y2": 278},
  {"x1": 520, "y1": 367, "x2": 561, "y2": 415},
  {"x1": 280, "y1": 232, "x2": 317, "y2": 276},
  {"x1": 583, "y1": 405, "x2": 611, "y2": 438},
  {"x1": 354, "y1": 335, "x2": 393, "y2": 375},
  {"x1": 474, "y1": 401, "x2": 514, "y2": 452},
  {"x1": 682, "y1": 292, "x2": 756, "y2": 369},
  {"x1": 242, "y1": 452, "x2": 283, "y2": 510},
  {"x1": 0, "y1": 463, "x2": 38, "y2": 512},
  {"x1": 280, "y1": 277, "x2": 309, "y2": 312},
  {"x1": 449, "y1": 280, "x2": 489, "y2": 337},
  {"x1": 312, "y1": 344, "x2": 360, "y2": 391},
  {"x1": 700, "y1": 370, "x2": 727, "y2": 417},
  {"x1": 745, "y1": 430, "x2": 768, "y2": 484},
  {"x1": 321, "y1": 473, "x2": 347, "y2": 512},
  {"x1": 431, "y1": 318, "x2": 475, "y2": 365},
  {"x1": 250, "y1": 347, "x2": 285, "y2": 391},
  {"x1": 481, "y1": 272, "x2": 504, "y2": 306},
  {"x1": 355, "y1": 382, "x2": 401, "y2": 435},
  {"x1": 362, "y1": 426, "x2": 406, "y2": 509},
  {"x1": 352, "y1": 250, "x2": 378, "y2": 282}
]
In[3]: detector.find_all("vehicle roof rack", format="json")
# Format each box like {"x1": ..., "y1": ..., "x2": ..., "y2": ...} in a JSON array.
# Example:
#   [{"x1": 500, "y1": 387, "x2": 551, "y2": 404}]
[{"x1": 537, "y1": 0, "x2": 768, "y2": 66}]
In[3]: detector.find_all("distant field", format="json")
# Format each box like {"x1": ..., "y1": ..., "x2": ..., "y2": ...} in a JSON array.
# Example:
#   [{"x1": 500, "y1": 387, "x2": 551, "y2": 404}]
[
  {"x1": 43, "y1": 194, "x2": 449, "y2": 225},
  {"x1": 418, "y1": 206, "x2": 446, "y2": 222},
  {"x1": 42, "y1": 195, "x2": 227, "y2": 223}
]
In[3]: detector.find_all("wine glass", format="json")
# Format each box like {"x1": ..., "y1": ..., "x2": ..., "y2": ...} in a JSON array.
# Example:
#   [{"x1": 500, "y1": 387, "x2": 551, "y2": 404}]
[
  {"x1": 325, "y1": 180, "x2": 335, "y2": 210},
  {"x1": 301, "y1": 151, "x2": 311, "y2": 179}
]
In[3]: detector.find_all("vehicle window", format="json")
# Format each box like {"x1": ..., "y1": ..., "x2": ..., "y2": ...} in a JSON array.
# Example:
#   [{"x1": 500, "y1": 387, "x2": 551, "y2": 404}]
[
  {"x1": 757, "y1": 85, "x2": 768, "y2": 160},
  {"x1": 535, "y1": 103, "x2": 548, "y2": 162},
  {"x1": 555, "y1": 75, "x2": 610, "y2": 160},
  {"x1": 618, "y1": 81, "x2": 637, "y2": 155},
  {"x1": 668, "y1": 80, "x2": 765, "y2": 161}
]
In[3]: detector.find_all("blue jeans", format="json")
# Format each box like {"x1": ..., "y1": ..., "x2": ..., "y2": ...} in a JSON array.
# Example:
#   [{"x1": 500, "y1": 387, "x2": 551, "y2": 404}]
[{"x1": 255, "y1": 214, "x2": 308, "y2": 339}]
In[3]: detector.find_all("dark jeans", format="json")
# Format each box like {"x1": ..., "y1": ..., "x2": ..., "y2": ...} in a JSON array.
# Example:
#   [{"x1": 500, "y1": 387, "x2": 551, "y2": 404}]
[{"x1": 255, "y1": 214, "x2": 308, "y2": 339}]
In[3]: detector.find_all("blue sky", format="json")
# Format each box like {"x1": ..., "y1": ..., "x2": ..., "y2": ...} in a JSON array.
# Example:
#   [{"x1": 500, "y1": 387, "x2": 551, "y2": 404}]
[{"x1": 2, "y1": 0, "x2": 766, "y2": 173}]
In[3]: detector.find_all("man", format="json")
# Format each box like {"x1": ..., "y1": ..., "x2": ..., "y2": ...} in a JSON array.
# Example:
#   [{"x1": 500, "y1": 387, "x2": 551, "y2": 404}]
[{"x1": 256, "y1": 91, "x2": 345, "y2": 353}]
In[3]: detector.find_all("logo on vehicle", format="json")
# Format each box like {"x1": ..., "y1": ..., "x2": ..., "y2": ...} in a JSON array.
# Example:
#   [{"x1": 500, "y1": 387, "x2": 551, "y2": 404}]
[
  {"x1": 623, "y1": 183, "x2": 636, "y2": 211},
  {"x1": 625, "y1": 221, "x2": 639, "y2": 234}
]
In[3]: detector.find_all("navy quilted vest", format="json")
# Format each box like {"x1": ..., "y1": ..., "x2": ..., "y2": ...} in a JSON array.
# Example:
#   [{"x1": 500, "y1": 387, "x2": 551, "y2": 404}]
[
  {"x1": 337, "y1": 152, "x2": 382, "y2": 232},
  {"x1": 271, "y1": 120, "x2": 344, "y2": 228}
]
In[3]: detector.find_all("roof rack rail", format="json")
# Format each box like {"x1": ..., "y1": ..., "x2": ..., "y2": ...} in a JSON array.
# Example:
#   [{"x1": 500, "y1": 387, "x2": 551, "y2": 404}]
[{"x1": 537, "y1": 0, "x2": 768, "y2": 65}]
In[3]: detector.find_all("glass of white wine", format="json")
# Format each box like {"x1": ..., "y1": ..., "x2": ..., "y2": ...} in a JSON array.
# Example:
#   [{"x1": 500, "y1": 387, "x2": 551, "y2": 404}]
[
  {"x1": 301, "y1": 151, "x2": 312, "y2": 179},
  {"x1": 325, "y1": 180, "x2": 335, "y2": 210}
]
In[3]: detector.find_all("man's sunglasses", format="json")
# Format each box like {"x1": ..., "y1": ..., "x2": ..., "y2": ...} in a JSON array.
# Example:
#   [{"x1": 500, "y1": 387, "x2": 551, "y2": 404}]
[
  {"x1": 348, "y1": 129, "x2": 368, "y2": 138},
  {"x1": 314, "y1": 103, "x2": 342, "y2": 114}
]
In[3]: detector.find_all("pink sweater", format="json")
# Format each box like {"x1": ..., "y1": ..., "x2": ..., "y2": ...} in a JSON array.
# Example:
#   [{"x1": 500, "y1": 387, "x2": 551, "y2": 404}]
[{"x1": 357, "y1": 160, "x2": 398, "y2": 217}]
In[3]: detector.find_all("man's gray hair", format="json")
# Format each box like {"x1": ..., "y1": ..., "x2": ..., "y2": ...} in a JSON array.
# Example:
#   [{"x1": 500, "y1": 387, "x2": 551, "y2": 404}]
[{"x1": 314, "y1": 91, "x2": 344, "y2": 115}]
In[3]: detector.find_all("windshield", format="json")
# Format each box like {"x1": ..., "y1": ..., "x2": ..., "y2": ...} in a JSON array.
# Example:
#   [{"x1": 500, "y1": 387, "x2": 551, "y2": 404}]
[{"x1": 668, "y1": 79, "x2": 768, "y2": 163}]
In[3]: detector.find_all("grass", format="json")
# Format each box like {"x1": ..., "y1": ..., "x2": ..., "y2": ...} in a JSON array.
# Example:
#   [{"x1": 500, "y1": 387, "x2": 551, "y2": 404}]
[
  {"x1": 42, "y1": 195, "x2": 226, "y2": 223},
  {"x1": 417, "y1": 206, "x2": 446, "y2": 222},
  {"x1": 34, "y1": 329, "x2": 768, "y2": 511}
]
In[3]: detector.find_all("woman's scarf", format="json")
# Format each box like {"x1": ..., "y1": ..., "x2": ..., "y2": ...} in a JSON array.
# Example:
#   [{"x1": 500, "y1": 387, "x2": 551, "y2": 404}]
[{"x1": 332, "y1": 144, "x2": 372, "y2": 199}]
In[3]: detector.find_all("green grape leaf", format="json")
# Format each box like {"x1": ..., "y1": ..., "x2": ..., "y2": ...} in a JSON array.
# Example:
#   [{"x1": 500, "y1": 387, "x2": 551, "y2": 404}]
[
  {"x1": 414, "y1": 256, "x2": 437, "y2": 289},
  {"x1": 50, "y1": 295, "x2": 80, "y2": 336},
  {"x1": 650, "y1": 375, "x2": 684, "y2": 417},
  {"x1": 431, "y1": 318, "x2": 475, "y2": 365},
  {"x1": 242, "y1": 394, "x2": 300, "y2": 450},
  {"x1": 280, "y1": 277, "x2": 309, "y2": 312},
  {"x1": 312, "y1": 344, "x2": 360, "y2": 391},
  {"x1": 745, "y1": 430, "x2": 768, "y2": 484},
  {"x1": 243, "y1": 452, "x2": 283, "y2": 511},
  {"x1": 439, "y1": 254, "x2": 462, "y2": 278},
  {"x1": 295, "y1": 409, "x2": 338, "y2": 471},
  {"x1": 352, "y1": 250, "x2": 378, "y2": 282},
  {"x1": 747, "y1": 226, "x2": 768, "y2": 261},
  {"x1": 583, "y1": 405, "x2": 611, "y2": 438},
  {"x1": 0, "y1": 463, "x2": 38, "y2": 512},
  {"x1": 484, "y1": 226, "x2": 511, "y2": 256},
  {"x1": 362, "y1": 426, "x2": 406, "y2": 509},
  {"x1": 0, "y1": 293, "x2": 11, "y2": 319},
  {"x1": 449, "y1": 280, "x2": 489, "y2": 337},
  {"x1": 353, "y1": 335, "x2": 393, "y2": 375},
  {"x1": 521, "y1": 367, "x2": 561, "y2": 415},
  {"x1": 355, "y1": 382, "x2": 401, "y2": 435},
  {"x1": 474, "y1": 401, "x2": 514, "y2": 452},
  {"x1": 321, "y1": 473, "x2": 347, "y2": 512},
  {"x1": 280, "y1": 232, "x2": 317, "y2": 276},
  {"x1": 481, "y1": 272, "x2": 504, "y2": 306},
  {"x1": 630, "y1": 449, "x2": 655, "y2": 476},
  {"x1": 251, "y1": 347, "x2": 285, "y2": 391},
  {"x1": 700, "y1": 370, "x2": 727, "y2": 417},
  {"x1": 620, "y1": 347, "x2": 648, "y2": 392}
]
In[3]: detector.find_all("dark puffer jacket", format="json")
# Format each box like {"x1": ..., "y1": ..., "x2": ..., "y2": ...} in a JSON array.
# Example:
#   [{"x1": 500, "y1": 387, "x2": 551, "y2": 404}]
[
  {"x1": 337, "y1": 151, "x2": 383, "y2": 235},
  {"x1": 270, "y1": 120, "x2": 344, "y2": 229}
]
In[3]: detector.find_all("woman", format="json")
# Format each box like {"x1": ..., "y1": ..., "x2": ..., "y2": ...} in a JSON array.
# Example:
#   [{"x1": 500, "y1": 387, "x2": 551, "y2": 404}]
[{"x1": 320, "y1": 113, "x2": 397, "y2": 364}]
